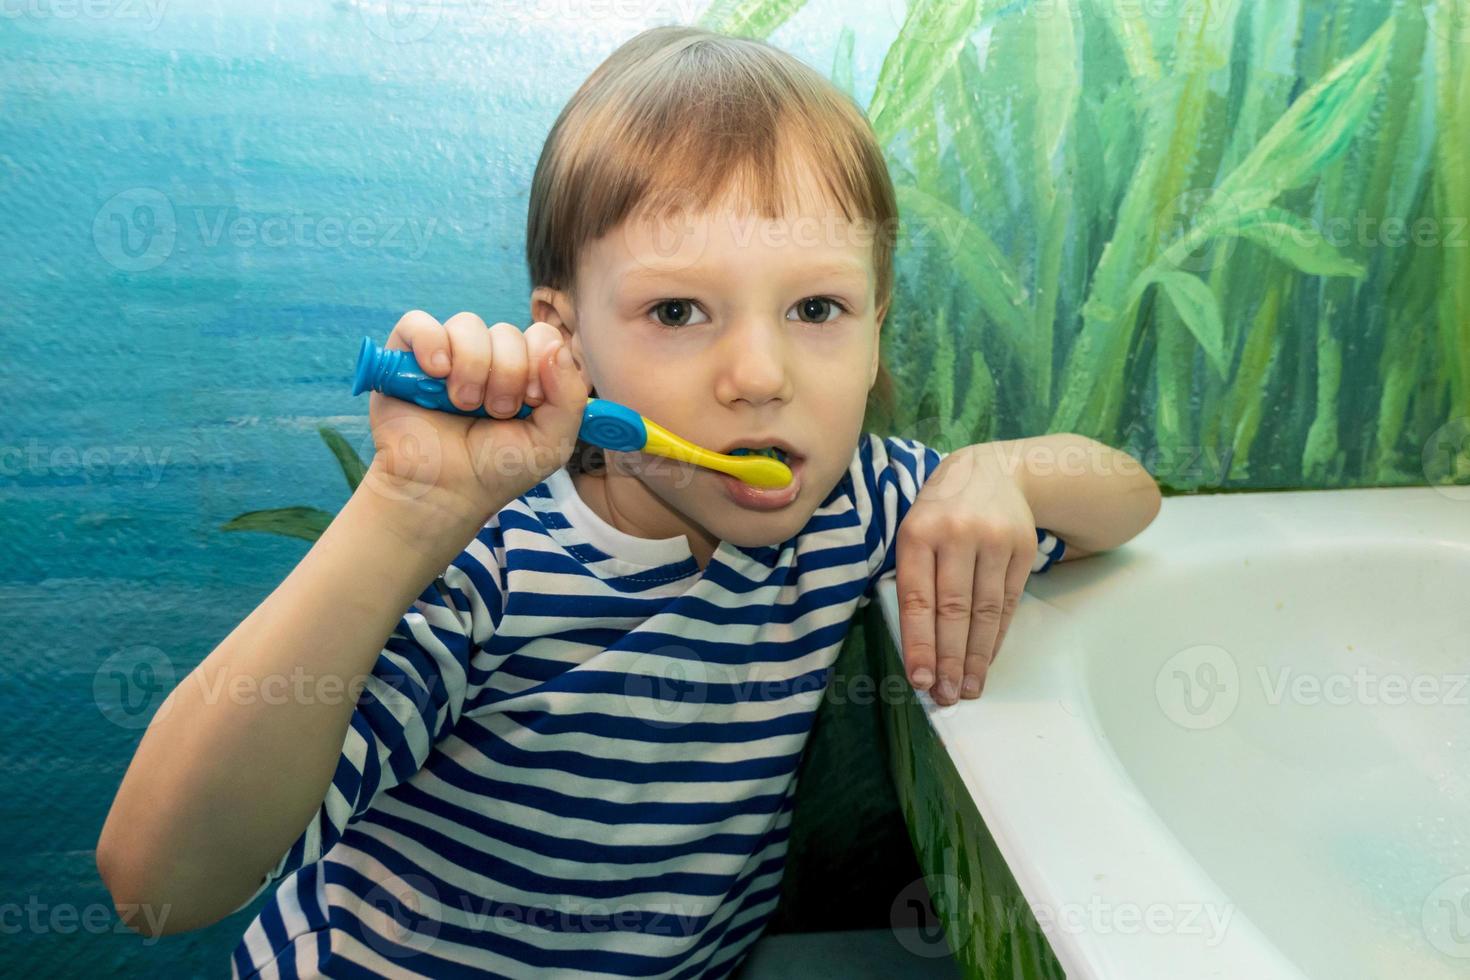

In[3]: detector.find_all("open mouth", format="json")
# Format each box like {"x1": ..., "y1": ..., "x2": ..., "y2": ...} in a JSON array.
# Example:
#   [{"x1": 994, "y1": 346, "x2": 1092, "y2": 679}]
[
  {"x1": 716, "y1": 444, "x2": 805, "y2": 510},
  {"x1": 720, "y1": 437, "x2": 804, "y2": 465},
  {"x1": 726, "y1": 445, "x2": 796, "y2": 464}
]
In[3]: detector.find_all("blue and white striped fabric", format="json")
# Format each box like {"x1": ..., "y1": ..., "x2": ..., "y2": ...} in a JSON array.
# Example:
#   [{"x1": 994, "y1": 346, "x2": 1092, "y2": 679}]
[
  {"x1": 1034, "y1": 527, "x2": 1066, "y2": 573},
  {"x1": 229, "y1": 433, "x2": 1067, "y2": 979}
]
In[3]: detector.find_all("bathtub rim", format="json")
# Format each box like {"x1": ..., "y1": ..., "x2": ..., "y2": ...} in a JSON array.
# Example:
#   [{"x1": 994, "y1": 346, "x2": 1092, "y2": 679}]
[{"x1": 872, "y1": 484, "x2": 1470, "y2": 979}]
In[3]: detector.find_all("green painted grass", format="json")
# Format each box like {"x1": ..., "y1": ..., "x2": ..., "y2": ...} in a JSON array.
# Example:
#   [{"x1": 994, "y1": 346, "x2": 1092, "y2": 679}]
[{"x1": 704, "y1": 0, "x2": 1470, "y2": 493}]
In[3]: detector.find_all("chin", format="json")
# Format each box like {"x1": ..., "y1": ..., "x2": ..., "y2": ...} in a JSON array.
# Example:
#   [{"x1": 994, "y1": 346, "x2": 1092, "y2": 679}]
[{"x1": 709, "y1": 498, "x2": 814, "y2": 548}]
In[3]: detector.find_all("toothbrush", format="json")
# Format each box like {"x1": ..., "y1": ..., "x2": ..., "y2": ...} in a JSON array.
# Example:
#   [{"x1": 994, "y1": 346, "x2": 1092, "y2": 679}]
[{"x1": 351, "y1": 337, "x2": 793, "y2": 490}]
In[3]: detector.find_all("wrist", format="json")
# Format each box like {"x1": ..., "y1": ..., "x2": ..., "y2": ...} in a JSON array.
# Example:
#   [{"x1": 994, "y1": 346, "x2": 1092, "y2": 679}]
[
  {"x1": 355, "y1": 466, "x2": 498, "y2": 561},
  {"x1": 964, "y1": 440, "x2": 1033, "y2": 503}
]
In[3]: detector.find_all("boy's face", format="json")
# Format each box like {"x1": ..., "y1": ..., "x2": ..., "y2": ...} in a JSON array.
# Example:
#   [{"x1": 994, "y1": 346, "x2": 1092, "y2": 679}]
[{"x1": 535, "y1": 158, "x2": 884, "y2": 557}]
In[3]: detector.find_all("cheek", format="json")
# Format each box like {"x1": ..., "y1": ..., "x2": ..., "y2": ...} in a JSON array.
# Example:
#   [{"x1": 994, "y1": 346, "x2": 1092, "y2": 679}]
[
  {"x1": 803, "y1": 367, "x2": 874, "y2": 422},
  {"x1": 582, "y1": 345, "x2": 646, "y2": 401}
]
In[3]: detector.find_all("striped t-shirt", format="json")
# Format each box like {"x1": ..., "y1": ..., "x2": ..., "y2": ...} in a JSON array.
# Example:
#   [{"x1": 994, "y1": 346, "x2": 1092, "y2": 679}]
[{"x1": 229, "y1": 432, "x2": 1066, "y2": 979}]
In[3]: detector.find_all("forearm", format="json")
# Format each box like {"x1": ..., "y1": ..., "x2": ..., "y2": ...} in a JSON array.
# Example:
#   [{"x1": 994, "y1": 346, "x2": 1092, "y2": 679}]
[
  {"x1": 972, "y1": 433, "x2": 1161, "y2": 553},
  {"x1": 97, "y1": 472, "x2": 493, "y2": 933}
]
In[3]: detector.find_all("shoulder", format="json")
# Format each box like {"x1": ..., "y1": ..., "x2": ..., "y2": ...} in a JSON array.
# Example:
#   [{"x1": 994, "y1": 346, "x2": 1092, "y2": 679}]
[{"x1": 847, "y1": 432, "x2": 945, "y2": 499}]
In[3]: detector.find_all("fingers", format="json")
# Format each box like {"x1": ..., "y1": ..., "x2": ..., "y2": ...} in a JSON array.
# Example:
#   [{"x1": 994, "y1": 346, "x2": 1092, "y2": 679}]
[
  {"x1": 932, "y1": 544, "x2": 977, "y2": 704},
  {"x1": 895, "y1": 532, "x2": 938, "y2": 696},
  {"x1": 443, "y1": 312, "x2": 493, "y2": 411},
  {"x1": 388, "y1": 312, "x2": 574, "y2": 425},
  {"x1": 990, "y1": 537, "x2": 1034, "y2": 662},
  {"x1": 961, "y1": 544, "x2": 1008, "y2": 699},
  {"x1": 900, "y1": 526, "x2": 1036, "y2": 705},
  {"x1": 388, "y1": 309, "x2": 450, "y2": 374},
  {"x1": 483, "y1": 321, "x2": 529, "y2": 418},
  {"x1": 521, "y1": 321, "x2": 564, "y2": 405}
]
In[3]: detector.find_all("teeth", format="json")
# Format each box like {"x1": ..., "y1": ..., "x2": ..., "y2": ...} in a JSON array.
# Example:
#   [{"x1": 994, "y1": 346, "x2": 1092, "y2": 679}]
[{"x1": 729, "y1": 446, "x2": 789, "y2": 462}]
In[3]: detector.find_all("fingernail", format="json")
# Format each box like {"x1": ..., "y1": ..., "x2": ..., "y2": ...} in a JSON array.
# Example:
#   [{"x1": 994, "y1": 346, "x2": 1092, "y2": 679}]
[
  {"x1": 912, "y1": 668, "x2": 933, "y2": 689},
  {"x1": 556, "y1": 344, "x2": 573, "y2": 369},
  {"x1": 491, "y1": 396, "x2": 516, "y2": 416},
  {"x1": 459, "y1": 384, "x2": 482, "y2": 406},
  {"x1": 432, "y1": 351, "x2": 450, "y2": 371},
  {"x1": 936, "y1": 680, "x2": 955, "y2": 702},
  {"x1": 527, "y1": 379, "x2": 542, "y2": 401},
  {"x1": 962, "y1": 676, "x2": 980, "y2": 697}
]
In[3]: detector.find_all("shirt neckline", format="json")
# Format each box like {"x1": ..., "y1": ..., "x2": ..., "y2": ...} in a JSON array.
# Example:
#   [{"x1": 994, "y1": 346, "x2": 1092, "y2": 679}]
[{"x1": 544, "y1": 467, "x2": 704, "y2": 569}]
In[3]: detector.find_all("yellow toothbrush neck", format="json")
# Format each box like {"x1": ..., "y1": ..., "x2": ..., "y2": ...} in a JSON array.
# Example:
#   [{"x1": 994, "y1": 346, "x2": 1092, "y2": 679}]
[{"x1": 639, "y1": 418, "x2": 793, "y2": 490}]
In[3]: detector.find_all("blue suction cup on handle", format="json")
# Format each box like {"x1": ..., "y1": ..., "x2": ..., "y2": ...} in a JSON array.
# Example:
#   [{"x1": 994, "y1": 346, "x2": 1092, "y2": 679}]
[{"x1": 353, "y1": 336, "x2": 650, "y2": 452}]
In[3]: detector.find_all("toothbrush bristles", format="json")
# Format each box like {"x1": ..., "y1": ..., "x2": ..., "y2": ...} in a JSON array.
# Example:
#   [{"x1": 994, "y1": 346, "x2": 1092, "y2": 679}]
[{"x1": 730, "y1": 446, "x2": 789, "y2": 463}]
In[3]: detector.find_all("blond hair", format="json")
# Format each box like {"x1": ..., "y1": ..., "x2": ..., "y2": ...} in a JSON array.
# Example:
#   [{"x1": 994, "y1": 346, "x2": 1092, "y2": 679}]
[{"x1": 526, "y1": 24, "x2": 899, "y2": 476}]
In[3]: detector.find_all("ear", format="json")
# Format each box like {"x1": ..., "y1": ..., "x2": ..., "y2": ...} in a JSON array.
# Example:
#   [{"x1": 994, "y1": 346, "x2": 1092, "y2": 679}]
[
  {"x1": 531, "y1": 285, "x2": 574, "y2": 339},
  {"x1": 869, "y1": 298, "x2": 888, "y2": 390},
  {"x1": 530, "y1": 284, "x2": 596, "y2": 396}
]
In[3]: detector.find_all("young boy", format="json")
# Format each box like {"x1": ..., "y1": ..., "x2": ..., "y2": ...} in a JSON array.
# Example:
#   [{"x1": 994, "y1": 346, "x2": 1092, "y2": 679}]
[{"x1": 98, "y1": 25, "x2": 1159, "y2": 979}]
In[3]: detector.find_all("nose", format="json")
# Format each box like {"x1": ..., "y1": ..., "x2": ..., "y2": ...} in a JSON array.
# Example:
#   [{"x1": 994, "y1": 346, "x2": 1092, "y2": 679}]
[{"x1": 714, "y1": 314, "x2": 792, "y2": 408}]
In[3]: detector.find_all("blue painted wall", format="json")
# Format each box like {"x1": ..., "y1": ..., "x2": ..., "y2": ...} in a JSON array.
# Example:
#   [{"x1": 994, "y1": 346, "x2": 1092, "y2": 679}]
[
  {"x1": 0, "y1": 2, "x2": 888, "y2": 973},
  {"x1": 7, "y1": 0, "x2": 1461, "y2": 974}
]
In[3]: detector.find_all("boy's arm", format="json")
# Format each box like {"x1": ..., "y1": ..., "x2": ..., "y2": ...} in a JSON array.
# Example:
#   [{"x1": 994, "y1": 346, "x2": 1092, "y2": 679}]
[
  {"x1": 890, "y1": 432, "x2": 1158, "y2": 702},
  {"x1": 96, "y1": 472, "x2": 505, "y2": 936},
  {"x1": 979, "y1": 432, "x2": 1161, "y2": 558}
]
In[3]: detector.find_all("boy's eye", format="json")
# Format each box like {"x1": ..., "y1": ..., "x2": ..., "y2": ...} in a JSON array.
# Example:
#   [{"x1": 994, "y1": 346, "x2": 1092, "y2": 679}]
[
  {"x1": 649, "y1": 299, "x2": 709, "y2": 329},
  {"x1": 788, "y1": 296, "x2": 847, "y2": 324},
  {"x1": 646, "y1": 296, "x2": 849, "y2": 329}
]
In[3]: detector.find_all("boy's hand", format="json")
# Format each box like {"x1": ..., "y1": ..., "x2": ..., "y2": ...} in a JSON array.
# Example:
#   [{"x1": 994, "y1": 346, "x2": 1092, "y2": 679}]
[
  {"x1": 365, "y1": 310, "x2": 589, "y2": 525},
  {"x1": 895, "y1": 446, "x2": 1036, "y2": 705}
]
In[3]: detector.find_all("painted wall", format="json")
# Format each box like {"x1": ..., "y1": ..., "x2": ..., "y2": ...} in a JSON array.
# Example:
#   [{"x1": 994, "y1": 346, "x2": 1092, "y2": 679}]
[
  {"x1": 2, "y1": 0, "x2": 1465, "y2": 975},
  {"x1": 0, "y1": 2, "x2": 899, "y2": 974}
]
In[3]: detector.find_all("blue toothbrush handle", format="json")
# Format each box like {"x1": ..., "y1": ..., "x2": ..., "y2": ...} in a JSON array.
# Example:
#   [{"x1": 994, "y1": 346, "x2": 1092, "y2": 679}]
[
  {"x1": 351, "y1": 336, "x2": 531, "y2": 420},
  {"x1": 352, "y1": 336, "x2": 650, "y2": 452}
]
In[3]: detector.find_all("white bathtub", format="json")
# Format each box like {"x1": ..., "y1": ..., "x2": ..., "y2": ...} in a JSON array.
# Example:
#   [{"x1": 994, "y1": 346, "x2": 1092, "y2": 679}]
[{"x1": 876, "y1": 486, "x2": 1470, "y2": 980}]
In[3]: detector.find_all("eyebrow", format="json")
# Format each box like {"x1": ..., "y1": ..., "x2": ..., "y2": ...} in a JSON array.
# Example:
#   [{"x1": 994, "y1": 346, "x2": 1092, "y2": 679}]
[{"x1": 619, "y1": 261, "x2": 869, "y2": 289}]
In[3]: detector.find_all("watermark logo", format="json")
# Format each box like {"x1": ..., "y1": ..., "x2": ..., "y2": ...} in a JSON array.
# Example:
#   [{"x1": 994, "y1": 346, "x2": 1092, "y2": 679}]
[
  {"x1": 1, "y1": 0, "x2": 170, "y2": 31},
  {"x1": 1423, "y1": 417, "x2": 1470, "y2": 501},
  {"x1": 354, "y1": 0, "x2": 442, "y2": 43},
  {"x1": 0, "y1": 897, "x2": 172, "y2": 945},
  {"x1": 514, "y1": 0, "x2": 706, "y2": 28},
  {"x1": 1157, "y1": 189, "x2": 1244, "y2": 275},
  {"x1": 358, "y1": 412, "x2": 443, "y2": 504},
  {"x1": 93, "y1": 645, "x2": 176, "y2": 730},
  {"x1": 1155, "y1": 643, "x2": 1239, "y2": 730},
  {"x1": 622, "y1": 646, "x2": 715, "y2": 729},
  {"x1": 1111, "y1": 0, "x2": 1241, "y2": 35},
  {"x1": 93, "y1": 186, "x2": 440, "y2": 271},
  {"x1": 93, "y1": 188, "x2": 176, "y2": 273},
  {"x1": 889, "y1": 865, "x2": 969, "y2": 958},
  {"x1": 1421, "y1": 0, "x2": 1470, "y2": 45},
  {"x1": 620, "y1": 187, "x2": 713, "y2": 277},
  {"x1": 351, "y1": 0, "x2": 711, "y2": 41},
  {"x1": 1258, "y1": 665, "x2": 1470, "y2": 708},
  {"x1": 359, "y1": 873, "x2": 441, "y2": 958},
  {"x1": 885, "y1": 0, "x2": 979, "y2": 48},
  {"x1": 1423, "y1": 872, "x2": 1470, "y2": 959},
  {"x1": 1155, "y1": 646, "x2": 1468, "y2": 727},
  {"x1": 0, "y1": 438, "x2": 174, "y2": 488},
  {"x1": 1030, "y1": 893, "x2": 1235, "y2": 946}
]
